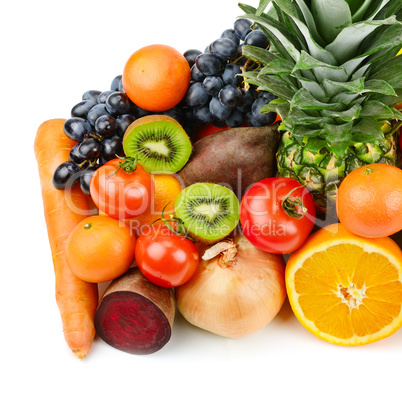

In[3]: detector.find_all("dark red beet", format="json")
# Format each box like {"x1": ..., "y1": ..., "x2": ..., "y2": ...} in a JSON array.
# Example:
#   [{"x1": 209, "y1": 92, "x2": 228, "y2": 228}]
[{"x1": 95, "y1": 268, "x2": 175, "y2": 355}]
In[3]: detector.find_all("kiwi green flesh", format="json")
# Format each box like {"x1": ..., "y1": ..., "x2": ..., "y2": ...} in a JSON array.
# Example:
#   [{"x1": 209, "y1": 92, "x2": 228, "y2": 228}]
[
  {"x1": 174, "y1": 183, "x2": 239, "y2": 242},
  {"x1": 123, "y1": 121, "x2": 192, "y2": 174}
]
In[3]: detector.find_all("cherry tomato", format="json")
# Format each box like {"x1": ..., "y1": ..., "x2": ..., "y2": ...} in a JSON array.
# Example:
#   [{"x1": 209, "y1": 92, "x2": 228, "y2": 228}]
[
  {"x1": 240, "y1": 177, "x2": 316, "y2": 254},
  {"x1": 90, "y1": 157, "x2": 153, "y2": 220},
  {"x1": 135, "y1": 224, "x2": 199, "y2": 287}
]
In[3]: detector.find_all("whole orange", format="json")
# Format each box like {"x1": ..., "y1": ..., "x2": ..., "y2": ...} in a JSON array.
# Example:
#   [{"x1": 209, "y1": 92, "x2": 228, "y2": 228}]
[
  {"x1": 65, "y1": 215, "x2": 136, "y2": 283},
  {"x1": 127, "y1": 173, "x2": 183, "y2": 236},
  {"x1": 336, "y1": 163, "x2": 402, "y2": 238},
  {"x1": 122, "y1": 44, "x2": 191, "y2": 112}
]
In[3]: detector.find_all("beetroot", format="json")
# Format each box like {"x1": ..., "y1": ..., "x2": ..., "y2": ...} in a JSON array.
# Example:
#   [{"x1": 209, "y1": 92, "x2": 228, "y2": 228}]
[
  {"x1": 94, "y1": 268, "x2": 175, "y2": 355},
  {"x1": 178, "y1": 124, "x2": 279, "y2": 197}
]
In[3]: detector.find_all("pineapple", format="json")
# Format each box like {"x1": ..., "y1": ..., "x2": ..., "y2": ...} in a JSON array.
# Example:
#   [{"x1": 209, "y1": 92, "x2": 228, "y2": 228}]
[{"x1": 239, "y1": 0, "x2": 402, "y2": 216}]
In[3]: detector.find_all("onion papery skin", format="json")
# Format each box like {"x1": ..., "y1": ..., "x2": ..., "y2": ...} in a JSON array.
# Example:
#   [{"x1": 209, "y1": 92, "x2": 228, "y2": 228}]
[{"x1": 175, "y1": 233, "x2": 286, "y2": 338}]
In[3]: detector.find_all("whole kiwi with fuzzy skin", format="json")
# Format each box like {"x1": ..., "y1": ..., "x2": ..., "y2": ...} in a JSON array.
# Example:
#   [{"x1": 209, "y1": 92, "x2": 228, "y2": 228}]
[{"x1": 123, "y1": 115, "x2": 192, "y2": 174}]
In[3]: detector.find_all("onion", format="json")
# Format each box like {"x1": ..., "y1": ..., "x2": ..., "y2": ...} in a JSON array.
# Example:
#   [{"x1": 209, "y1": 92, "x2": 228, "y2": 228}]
[{"x1": 175, "y1": 232, "x2": 286, "y2": 338}]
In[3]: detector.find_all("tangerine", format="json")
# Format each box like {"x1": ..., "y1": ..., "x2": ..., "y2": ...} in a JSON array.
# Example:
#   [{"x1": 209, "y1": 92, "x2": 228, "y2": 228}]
[
  {"x1": 65, "y1": 215, "x2": 136, "y2": 283},
  {"x1": 127, "y1": 173, "x2": 183, "y2": 236},
  {"x1": 122, "y1": 44, "x2": 191, "y2": 112},
  {"x1": 336, "y1": 163, "x2": 402, "y2": 238}
]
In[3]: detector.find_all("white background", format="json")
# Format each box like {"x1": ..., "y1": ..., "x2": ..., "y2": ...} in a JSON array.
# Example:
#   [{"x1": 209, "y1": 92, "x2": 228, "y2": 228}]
[{"x1": 2, "y1": 1, "x2": 401, "y2": 401}]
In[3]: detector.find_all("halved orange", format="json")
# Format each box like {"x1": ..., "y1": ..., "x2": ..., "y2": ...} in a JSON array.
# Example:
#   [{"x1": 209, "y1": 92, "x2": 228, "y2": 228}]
[{"x1": 286, "y1": 223, "x2": 402, "y2": 346}]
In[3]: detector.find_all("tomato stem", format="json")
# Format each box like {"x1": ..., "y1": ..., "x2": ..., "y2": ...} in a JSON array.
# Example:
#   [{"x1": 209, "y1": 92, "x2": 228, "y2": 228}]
[
  {"x1": 107, "y1": 155, "x2": 138, "y2": 179},
  {"x1": 151, "y1": 202, "x2": 196, "y2": 242},
  {"x1": 281, "y1": 186, "x2": 308, "y2": 219}
]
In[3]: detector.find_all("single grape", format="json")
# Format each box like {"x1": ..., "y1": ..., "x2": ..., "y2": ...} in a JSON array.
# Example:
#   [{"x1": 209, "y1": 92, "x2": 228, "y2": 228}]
[
  {"x1": 218, "y1": 85, "x2": 242, "y2": 109},
  {"x1": 204, "y1": 43, "x2": 213, "y2": 53},
  {"x1": 195, "y1": 53, "x2": 222, "y2": 76},
  {"x1": 183, "y1": 49, "x2": 202, "y2": 67},
  {"x1": 185, "y1": 82, "x2": 210, "y2": 108},
  {"x1": 221, "y1": 63, "x2": 242, "y2": 86},
  {"x1": 71, "y1": 99, "x2": 97, "y2": 119},
  {"x1": 95, "y1": 115, "x2": 118, "y2": 137},
  {"x1": 211, "y1": 38, "x2": 238, "y2": 61},
  {"x1": 209, "y1": 96, "x2": 232, "y2": 121},
  {"x1": 220, "y1": 29, "x2": 240, "y2": 45},
  {"x1": 193, "y1": 104, "x2": 214, "y2": 124},
  {"x1": 118, "y1": 80, "x2": 125, "y2": 93},
  {"x1": 86, "y1": 104, "x2": 111, "y2": 126},
  {"x1": 190, "y1": 64, "x2": 206, "y2": 82},
  {"x1": 52, "y1": 161, "x2": 81, "y2": 190},
  {"x1": 238, "y1": 87, "x2": 257, "y2": 112},
  {"x1": 69, "y1": 143, "x2": 87, "y2": 165},
  {"x1": 82, "y1": 90, "x2": 101, "y2": 102},
  {"x1": 246, "y1": 111, "x2": 260, "y2": 127},
  {"x1": 244, "y1": 30, "x2": 270, "y2": 49},
  {"x1": 130, "y1": 103, "x2": 151, "y2": 119},
  {"x1": 98, "y1": 90, "x2": 114, "y2": 104},
  {"x1": 101, "y1": 136, "x2": 124, "y2": 161},
  {"x1": 226, "y1": 109, "x2": 246, "y2": 128},
  {"x1": 236, "y1": 44, "x2": 248, "y2": 65},
  {"x1": 116, "y1": 114, "x2": 135, "y2": 137},
  {"x1": 105, "y1": 91, "x2": 131, "y2": 116},
  {"x1": 77, "y1": 137, "x2": 103, "y2": 160},
  {"x1": 80, "y1": 164, "x2": 101, "y2": 195},
  {"x1": 258, "y1": 90, "x2": 278, "y2": 102},
  {"x1": 162, "y1": 107, "x2": 185, "y2": 125},
  {"x1": 63, "y1": 117, "x2": 92, "y2": 142},
  {"x1": 111, "y1": 75, "x2": 122, "y2": 91},
  {"x1": 251, "y1": 97, "x2": 277, "y2": 126},
  {"x1": 234, "y1": 18, "x2": 252, "y2": 40},
  {"x1": 202, "y1": 76, "x2": 223, "y2": 96}
]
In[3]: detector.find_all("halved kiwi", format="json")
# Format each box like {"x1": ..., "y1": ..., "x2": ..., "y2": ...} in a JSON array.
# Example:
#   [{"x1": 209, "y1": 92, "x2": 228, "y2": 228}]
[
  {"x1": 123, "y1": 115, "x2": 192, "y2": 174},
  {"x1": 174, "y1": 182, "x2": 239, "y2": 244}
]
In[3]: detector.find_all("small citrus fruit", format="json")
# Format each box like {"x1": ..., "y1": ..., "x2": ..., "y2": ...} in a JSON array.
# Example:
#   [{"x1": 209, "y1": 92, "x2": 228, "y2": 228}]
[
  {"x1": 122, "y1": 44, "x2": 191, "y2": 112},
  {"x1": 65, "y1": 215, "x2": 136, "y2": 283},
  {"x1": 286, "y1": 223, "x2": 402, "y2": 346},
  {"x1": 128, "y1": 174, "x2": 183, "y2": 236},
  {"x1": 336, "y1": 163, "x2": 402, "y2": 238}
]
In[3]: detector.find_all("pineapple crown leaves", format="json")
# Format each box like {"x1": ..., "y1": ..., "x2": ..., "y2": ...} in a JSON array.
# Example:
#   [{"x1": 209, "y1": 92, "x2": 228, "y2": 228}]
[{"x1": 238, "y1": 0, "x2": 402, "y2": 157}]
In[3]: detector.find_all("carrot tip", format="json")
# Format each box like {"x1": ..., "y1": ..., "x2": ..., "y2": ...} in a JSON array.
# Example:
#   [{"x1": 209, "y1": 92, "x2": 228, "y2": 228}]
[{"x1": 72, "y1": 349, "x2": 88, "y2": 360}]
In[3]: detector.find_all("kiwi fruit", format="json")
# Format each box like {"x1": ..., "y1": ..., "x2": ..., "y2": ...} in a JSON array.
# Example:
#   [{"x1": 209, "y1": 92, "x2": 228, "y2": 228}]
[
  {"x1": 174, "y1": 182, "x2": 239, "y2": 244},
  {"x1": 123, "y1": 115, "x2": 192, "y2": 174}
]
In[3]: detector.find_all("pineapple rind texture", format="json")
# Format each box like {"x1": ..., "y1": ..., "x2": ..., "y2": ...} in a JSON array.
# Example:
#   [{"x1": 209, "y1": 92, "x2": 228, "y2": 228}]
[{"x1": 239, "y1": 0, "x2": 402, "y2": 213}]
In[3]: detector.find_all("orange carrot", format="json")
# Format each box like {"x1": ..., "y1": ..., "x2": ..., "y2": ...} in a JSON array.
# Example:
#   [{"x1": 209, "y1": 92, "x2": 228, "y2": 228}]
[{"x1": 34, "y1": 119, "x2": 98, "y2": 359}]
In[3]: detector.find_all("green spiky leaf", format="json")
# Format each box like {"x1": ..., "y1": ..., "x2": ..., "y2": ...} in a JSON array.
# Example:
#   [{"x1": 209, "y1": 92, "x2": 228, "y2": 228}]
[
  {"x1": 259, "y1": 58, "x2": 295, "y2": 75},
  {"x1": 351, "y1": 118, "x2": 384, "y2": 142},
  {"x1": 363, "y1": 79, "x2": 396, "y2": 95},
  {"x1": 291, "y1": 88, "x2": 338, "y2": 109},
  {"x1": 326, "y1": 16, "x2": 399, "y2": 64},
  {"x1": 242, "y1": 44, "x2": 278, "y2": 65},
  {"x1": 322, "y1": 103, "x2": 362, "y2": 122},
  {"x1": 311, "y1": 0, "x2": 352, "y2": 44},
  {"x1": 292, "y1": 50, "x2": 343, "y2": 73},
  {"x1": 351, "y1": 0, "x2": 375, "y2": 21},
  {"x1": 360, "y1": 100, "x2": 402, "y2": 119}
]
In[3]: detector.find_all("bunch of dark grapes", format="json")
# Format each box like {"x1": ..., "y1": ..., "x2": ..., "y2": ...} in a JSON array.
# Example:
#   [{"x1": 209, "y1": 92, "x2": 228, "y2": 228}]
[
  {"x1": 52, "y1": 76, "x2": 157, "y2": 193},
  {"x1": 180, "y1": 18, "x2": 277, "y2": 131}
]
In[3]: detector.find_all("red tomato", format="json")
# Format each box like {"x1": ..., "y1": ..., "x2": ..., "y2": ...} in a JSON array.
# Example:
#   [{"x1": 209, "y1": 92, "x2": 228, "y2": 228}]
[
  {"x1": 240, "y1": 177, "x2": 316, "y2": 254},
  {"x1": 135, "y1": 224, "x2": 199, "y2": 287},
  {"x1": 90, "y1": 158, "x2": 153, "y2": 220}
]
